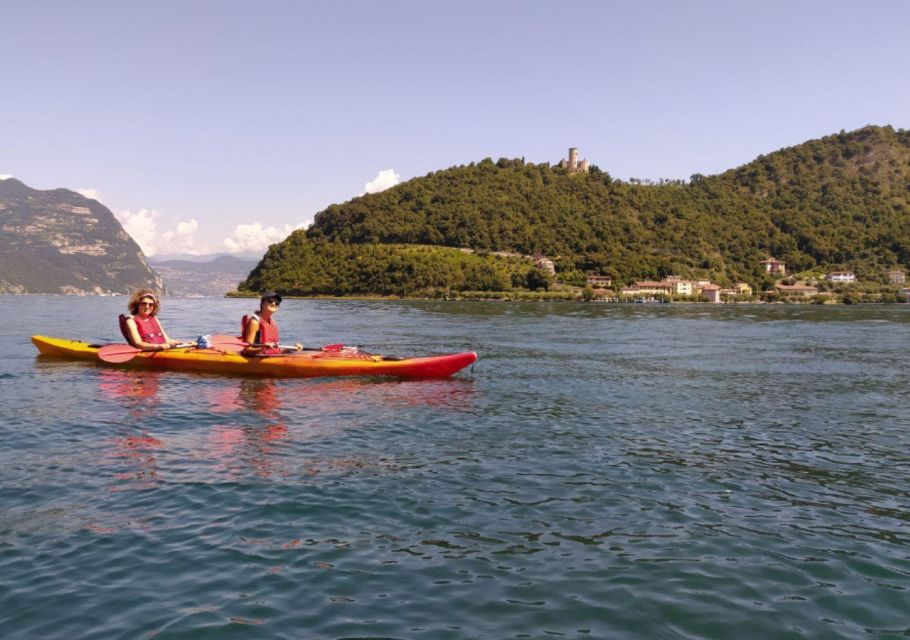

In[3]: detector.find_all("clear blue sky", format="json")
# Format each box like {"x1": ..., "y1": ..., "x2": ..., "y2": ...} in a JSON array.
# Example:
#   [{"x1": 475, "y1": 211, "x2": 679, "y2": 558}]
[{"x1": 2, "y1": 0, "x2": 908, "y2": 256}]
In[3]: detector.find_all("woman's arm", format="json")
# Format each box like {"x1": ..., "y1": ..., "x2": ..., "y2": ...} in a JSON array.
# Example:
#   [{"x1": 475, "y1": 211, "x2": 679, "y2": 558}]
[{"x1": 243, "y1": 318, "x2": 260, "y2": 345}]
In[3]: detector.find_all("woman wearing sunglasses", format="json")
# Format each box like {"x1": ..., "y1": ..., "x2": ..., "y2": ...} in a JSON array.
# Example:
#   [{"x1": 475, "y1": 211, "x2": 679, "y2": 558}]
[
  {"x1": 241, "y1": 291, "x2": 302, "y2": 355},
  {"x1": 121, "y1": 289, "x2": 185, "y2": 351}
]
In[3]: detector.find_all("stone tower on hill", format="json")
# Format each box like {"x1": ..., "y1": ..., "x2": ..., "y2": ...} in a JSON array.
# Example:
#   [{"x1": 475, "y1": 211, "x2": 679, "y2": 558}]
[{"x1": 559, "y1": 147, "x2": 590, "y2": 173}]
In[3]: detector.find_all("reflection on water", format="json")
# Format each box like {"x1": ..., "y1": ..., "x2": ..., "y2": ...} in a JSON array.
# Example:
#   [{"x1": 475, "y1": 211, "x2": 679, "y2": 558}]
[
  {"x1": 207, "y1": 378, "x2": 282, "y2": 418},
  {"x1": 207, "y1": 423, "x2": 289, "y2": 479},
  {"x1": 107, "y1": 434, "x2": 163, "y2": 490},
  {"x1": 97, "y1": 368, "x2": 162, "y2": 417},
  {"x1": 91, "y1": 371, "x2": 477, "y2": 488}
]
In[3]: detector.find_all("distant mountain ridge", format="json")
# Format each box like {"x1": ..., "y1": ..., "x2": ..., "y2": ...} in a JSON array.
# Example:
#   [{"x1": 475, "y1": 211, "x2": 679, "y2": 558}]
[
  {"x1": 241, "y1": 125, "x2": 910, "y2": 296},
  {"x1": 150, "y1": 255, "x2": 259, "y2": 297},
  {"x1": 0, "y1": 178, "x2": 163, "y2": 294},
  {"x1": 149, "y1": 251, "x2": 263, "y2": 263}
]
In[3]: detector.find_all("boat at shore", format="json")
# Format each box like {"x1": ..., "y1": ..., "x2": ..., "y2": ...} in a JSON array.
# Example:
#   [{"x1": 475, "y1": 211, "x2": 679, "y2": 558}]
[{"x1": 31, "y1": 335, "x2": 477, "y2": 379}]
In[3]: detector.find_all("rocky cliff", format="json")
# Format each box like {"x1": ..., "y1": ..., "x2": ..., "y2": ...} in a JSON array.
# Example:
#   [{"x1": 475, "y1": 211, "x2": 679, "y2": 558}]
[{"x1": 0, "y1": 177, "x2": 163, "y2": 294}]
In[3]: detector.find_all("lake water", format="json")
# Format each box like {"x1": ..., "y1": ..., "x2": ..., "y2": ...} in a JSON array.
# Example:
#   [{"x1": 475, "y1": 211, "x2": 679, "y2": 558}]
[{"x1": 1, "y1": 297, "x2": 909, "y2": 639}]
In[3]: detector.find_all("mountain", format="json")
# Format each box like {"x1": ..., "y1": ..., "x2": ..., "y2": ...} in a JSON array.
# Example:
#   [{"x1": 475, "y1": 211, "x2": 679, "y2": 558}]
[
  {"x1": 150, "y1": 251, "x2": 263, "y2": 263},
  {"x1": 0, "y1": 178, "x2": 163, "y2": 294},
  {"x1": 150, "y1": 255, "x2": 259, "y2": 297},
  {"x1": 241, "y1": 125, "x2": 910, "y2": 296}
]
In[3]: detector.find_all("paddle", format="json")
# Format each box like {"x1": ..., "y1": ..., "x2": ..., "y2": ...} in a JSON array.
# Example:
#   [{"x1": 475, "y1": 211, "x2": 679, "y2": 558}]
[
  {"x1": 209, "y1": 334, "x2": 347, "y2": 355},
  {"x1": 97, "y1": 344, "x2": 142, "y2": 363},
  {"x1": 97, "y1": 343, "x2": 194, "y2": 364}
]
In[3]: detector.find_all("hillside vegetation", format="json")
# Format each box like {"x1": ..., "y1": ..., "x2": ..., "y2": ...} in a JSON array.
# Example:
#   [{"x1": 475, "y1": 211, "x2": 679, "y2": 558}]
[{"x1": 241, "y1": 125, "x2": 910, "y2": 296}]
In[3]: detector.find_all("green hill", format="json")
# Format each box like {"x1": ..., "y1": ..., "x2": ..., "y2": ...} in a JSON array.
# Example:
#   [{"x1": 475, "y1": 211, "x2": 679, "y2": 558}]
[{"x1": 241, "y1": 125, "x2": 910, "y2": 296}]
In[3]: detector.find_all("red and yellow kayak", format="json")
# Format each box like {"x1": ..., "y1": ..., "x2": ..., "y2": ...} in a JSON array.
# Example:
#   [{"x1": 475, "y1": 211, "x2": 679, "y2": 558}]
[{"x1": 32, "y1": 335, "x2": 477, "y2": 379}]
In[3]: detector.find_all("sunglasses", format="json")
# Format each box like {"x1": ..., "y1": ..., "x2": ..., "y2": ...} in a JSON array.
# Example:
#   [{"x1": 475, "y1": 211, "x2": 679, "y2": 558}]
[
  {"x1": 139, "y1": 300, "x2": 156, "y2": 307},
  {"x1": 266, "y1": 299, "x2": 281, "y2": 306}
]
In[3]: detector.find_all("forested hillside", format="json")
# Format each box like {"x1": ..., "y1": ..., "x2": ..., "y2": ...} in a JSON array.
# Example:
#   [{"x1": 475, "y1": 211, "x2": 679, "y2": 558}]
[{"x1": 241, "y1": 125, "x2": 910, "y2": 296}]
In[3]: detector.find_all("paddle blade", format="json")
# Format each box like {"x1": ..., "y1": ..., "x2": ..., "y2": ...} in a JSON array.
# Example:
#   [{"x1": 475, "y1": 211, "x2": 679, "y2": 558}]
[
  {"x1": 98, "y1": 343, "x2": 141, "y2": 363},
  {"x1": 210, "y1": 334, "x2": 248, "y2": 353}
]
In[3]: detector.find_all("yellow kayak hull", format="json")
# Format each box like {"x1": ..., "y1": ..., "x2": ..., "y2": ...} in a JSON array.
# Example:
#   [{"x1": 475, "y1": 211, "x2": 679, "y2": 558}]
[{"x1": 32, "y1": 335, "x2": 477, "y2": 379}]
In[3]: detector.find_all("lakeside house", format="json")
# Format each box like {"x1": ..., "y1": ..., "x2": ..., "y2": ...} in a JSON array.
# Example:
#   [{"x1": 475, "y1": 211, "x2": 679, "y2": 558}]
[
  {"x1": 618, "y1": 278, "x2": 760, "y2": 302},
  {"x1": 620, "y1": 277, "x2": 733, "y2": 300},
  {"x1": 826, "y1": 271, "x2": 856, "y2": 283},
  {"x1": 585, "y1": 275, "x2": 612, "y2": 287},
  {"x1": 664, "y1": 276, "x2": 693, "y2": 295},
  {"x1": 672, "y1": 281, "x2": 693, "y2": 295},
  {"x1": 622, "y1": 281, "x2": 672, "y2": 296},
  {"x1": 760, "y1": 258, "x2": 786, "y2": 275},
  {"x1": 701, "y1": 284, "x2": 721, "y2": 303},
  {"x1": 887, "y1": 270, "x2": 905, "y2": 284},
  {"x1": 720, "y1": 283, "x2": 753, "y2": 298}
]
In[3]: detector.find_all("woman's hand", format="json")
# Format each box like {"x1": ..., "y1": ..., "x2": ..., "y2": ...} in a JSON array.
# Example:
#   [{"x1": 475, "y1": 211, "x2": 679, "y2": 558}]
[{"x1": 294, "y1": 343, "x2": 303, "y2": 351}]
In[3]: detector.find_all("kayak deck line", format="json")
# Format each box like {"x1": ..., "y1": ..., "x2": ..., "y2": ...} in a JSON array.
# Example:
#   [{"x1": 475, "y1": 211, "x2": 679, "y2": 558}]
[{"x1": 31, "y1": 335, "x2": 477, "y2": 379}]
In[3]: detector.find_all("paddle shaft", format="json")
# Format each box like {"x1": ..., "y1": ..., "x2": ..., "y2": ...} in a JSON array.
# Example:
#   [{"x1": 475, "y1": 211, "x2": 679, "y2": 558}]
[
  {"x1": 97, "y1": 342, "x2": 194, "y2": 363},
  {"x1": 209, "y1": 334, "x2": 321, "y2": 353}
]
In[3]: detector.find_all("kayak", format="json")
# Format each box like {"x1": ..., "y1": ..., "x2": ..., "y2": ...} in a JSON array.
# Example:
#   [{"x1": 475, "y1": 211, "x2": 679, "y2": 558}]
[{"x1": 31, "y1": 335, "x2": 477, "y2": 379}]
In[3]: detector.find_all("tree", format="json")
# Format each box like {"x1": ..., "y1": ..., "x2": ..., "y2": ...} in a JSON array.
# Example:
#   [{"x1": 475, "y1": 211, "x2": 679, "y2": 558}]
[{"x1": 527, "y1": 267, "x2": 554, "y2": 291}]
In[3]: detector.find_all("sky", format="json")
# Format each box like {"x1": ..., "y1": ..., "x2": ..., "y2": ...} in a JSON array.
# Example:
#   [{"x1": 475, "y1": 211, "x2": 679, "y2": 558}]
[{"x1": 2, "y1": 0, "x2": 908, "y2": 257}]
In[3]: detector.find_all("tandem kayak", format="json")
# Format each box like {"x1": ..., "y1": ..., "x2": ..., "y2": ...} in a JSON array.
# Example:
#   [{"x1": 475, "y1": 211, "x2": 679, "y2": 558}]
[{"x1": 32, "y1": 335, "x2": 477, "y2": 379}]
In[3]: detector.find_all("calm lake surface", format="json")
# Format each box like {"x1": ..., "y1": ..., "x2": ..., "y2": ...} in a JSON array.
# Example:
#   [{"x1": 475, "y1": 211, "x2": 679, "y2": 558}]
[{"x1": 1, "y1": 297, "x2": 909, "y2": 639}]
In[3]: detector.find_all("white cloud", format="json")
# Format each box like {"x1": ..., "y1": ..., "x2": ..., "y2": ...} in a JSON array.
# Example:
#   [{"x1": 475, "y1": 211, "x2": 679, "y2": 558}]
[
  {"x1": 223, "y1": 222, "x2": 304, "y2": 253},
  {"x1": 363, "y1": 169, "x2": 401, "y2": 194},
  {"x1": 76, "y1": 188, "x2": 101, "y2": 201},
  {"x1": 115, "y1": 208, "x2": 206, "y2": 256},
  {"x1": 161, "y1": 218, "x2": 200, "y2": 254},
  {"x1": 117, "y1": 209, "x2": 160, "y2": 255},
  {"x1": 0, "y1": 174, "x2": 12, "y2": 180}
]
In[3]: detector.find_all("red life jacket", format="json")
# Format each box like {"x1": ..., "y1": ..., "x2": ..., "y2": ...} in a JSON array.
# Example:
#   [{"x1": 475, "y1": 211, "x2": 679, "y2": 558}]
[
  {"x1": 241, "y1": 312, "x2": 281, "y2": 353},
  {"x1": 120, "y1": 313, "x2": 166, "y2": 345}
]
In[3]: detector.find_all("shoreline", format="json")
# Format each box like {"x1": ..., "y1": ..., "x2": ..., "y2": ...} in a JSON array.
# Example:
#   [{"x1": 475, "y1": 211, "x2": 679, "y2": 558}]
[{"x1": 223, "y1": 292, "x2": 908, "y2": 305}]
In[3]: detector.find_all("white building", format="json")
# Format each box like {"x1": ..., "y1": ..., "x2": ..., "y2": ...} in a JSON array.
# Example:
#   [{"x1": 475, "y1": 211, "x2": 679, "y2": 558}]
[
  {"x1": 760, "y1": 258, "x2": 786, "y2": 275},
  {"x1": 826, "y1": 271, "x2": 856, "y2": 283}
]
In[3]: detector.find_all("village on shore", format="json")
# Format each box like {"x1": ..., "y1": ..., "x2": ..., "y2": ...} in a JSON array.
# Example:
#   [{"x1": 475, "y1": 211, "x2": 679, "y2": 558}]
[
  {"x1": 524, "y1": 254, "x2": 910, "y2": 304},
  {"x1": 234, "y1": 257, "x2": 910, "y2": 303}
]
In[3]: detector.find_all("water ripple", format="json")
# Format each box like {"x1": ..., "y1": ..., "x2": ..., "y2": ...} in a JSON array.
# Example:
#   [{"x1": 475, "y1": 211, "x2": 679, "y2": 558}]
[{"x1": 2, "y1": 300, "x2": 910, "y2": 638}]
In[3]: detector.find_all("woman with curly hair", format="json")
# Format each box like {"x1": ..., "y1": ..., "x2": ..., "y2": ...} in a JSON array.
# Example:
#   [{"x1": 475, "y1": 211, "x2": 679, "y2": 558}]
[{"x1": 120, "y1": 289, "x2": 185, "y2": 351}]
